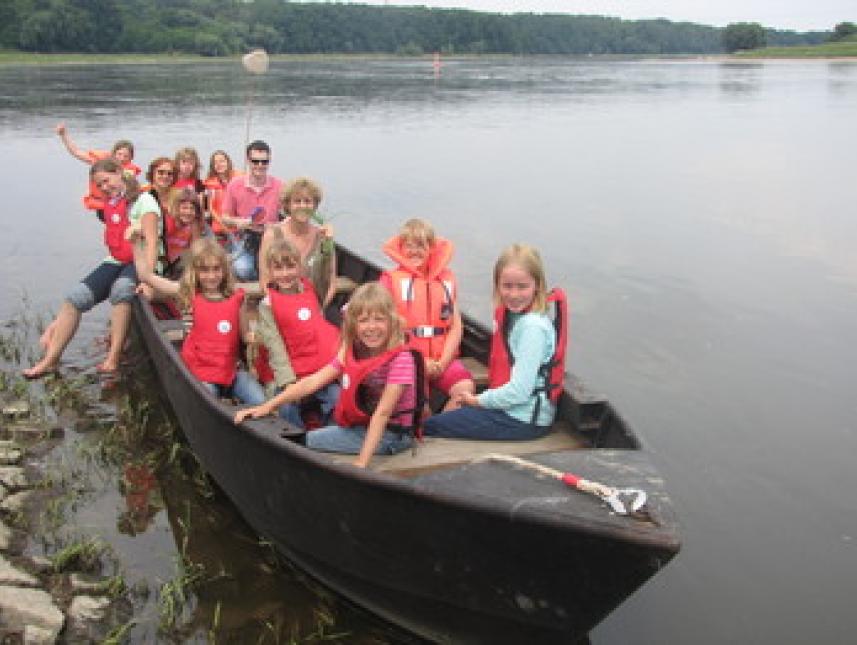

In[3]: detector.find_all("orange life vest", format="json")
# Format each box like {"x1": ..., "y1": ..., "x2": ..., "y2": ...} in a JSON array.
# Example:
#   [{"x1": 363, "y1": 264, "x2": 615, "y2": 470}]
[{"x1": 381, "y1": 236, "x2": 457, "y2": 361}]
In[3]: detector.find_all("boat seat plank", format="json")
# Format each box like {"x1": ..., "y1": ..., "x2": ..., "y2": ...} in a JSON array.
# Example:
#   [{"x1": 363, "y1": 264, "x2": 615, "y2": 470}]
[{"x1": 323, "y1": 420, "x2": 587, "y2": 477}]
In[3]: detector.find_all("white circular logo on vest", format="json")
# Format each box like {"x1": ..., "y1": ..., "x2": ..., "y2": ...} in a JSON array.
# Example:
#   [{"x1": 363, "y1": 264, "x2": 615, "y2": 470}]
[
  {"x1": 111, "y1": 213, "x2": 121, "y2": 223},
  {"x1": 492, "y1": 319, "x2": 499, "y2": 334},
  {"x1": 217, "y1": 320, "x2": 232, "y2": 334},
  {"x1": 297, "y1": 307, "x2": 311, "y2": 321},
  {"x1": 341, "y1": 374, "x2": 351, "y2": 390}
]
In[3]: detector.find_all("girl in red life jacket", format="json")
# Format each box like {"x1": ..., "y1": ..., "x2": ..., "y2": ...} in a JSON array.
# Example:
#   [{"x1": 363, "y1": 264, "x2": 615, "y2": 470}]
[
  {"x1": 55, "y1": 122, "x2": 140, "y2": 215},
  {"x1": 173, "y1": 147, "x2": 205, "y2": 200},
  {"x1": 236, "y1": 282, "x2": 421, "y2": 469},
  {"x1": 253, "y1": 239, "x2": 341, "y2": 428},
  {"x1": 163, "y1": 187, "x2": 205, "y2": 279},
  {"x1": 203, "y1": 150, "x2": 241, "y2": 243},
  {"x1": 380, "y1": 218, "x2": 475, "y2": 411},
  {"x1": 24, "y1": 158, "x2": 160, "y2": 379},
  {"x1": 133, "y1": 238, "x2": 266, "y2": 405},
  {"x1": 423, "y1": 244, "x2": 564, "y2": 441}
]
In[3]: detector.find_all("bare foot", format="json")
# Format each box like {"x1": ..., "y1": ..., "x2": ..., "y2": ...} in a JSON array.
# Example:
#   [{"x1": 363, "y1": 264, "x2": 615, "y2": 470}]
[
  {"x1": 96, "y1": 358, "x2": 119, "y2": 374},
  {"x1": 23, "y1": 359, "x2": 58, "y2": 380}
]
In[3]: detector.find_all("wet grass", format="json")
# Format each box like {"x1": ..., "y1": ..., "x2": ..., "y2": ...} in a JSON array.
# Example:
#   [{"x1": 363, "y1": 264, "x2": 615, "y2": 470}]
[{"x1": 50, "y1": 536, "x2": 107, "y2": 573}]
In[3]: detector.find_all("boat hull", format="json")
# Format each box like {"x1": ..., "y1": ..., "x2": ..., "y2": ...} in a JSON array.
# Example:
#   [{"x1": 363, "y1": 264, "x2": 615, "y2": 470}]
[{"x1": 132, "y1": 254, "x2": 679, "y2": 643}]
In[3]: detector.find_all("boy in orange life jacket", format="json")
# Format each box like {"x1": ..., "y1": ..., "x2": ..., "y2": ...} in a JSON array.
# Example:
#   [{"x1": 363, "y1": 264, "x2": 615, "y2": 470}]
[
  {"x1": 380, "y1": 218, "x2": 474, "y2": 411},
  {"x1": 253, "y1": 239, "x2": 341, "y2": 428}
]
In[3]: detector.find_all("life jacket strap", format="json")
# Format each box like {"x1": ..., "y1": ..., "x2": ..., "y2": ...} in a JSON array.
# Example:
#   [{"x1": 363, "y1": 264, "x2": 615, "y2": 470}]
[{"x1": 409, "y1": 325, "x2": 448, "y2": 339}]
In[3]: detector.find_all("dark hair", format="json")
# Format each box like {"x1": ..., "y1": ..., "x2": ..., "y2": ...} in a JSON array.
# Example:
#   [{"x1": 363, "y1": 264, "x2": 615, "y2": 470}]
[
  {"x1": 146, "y1": 157, "x2": 176, "y2": 184},
  {"x1": 246, "y1": 140, "x2": 270, "y2": 157}
]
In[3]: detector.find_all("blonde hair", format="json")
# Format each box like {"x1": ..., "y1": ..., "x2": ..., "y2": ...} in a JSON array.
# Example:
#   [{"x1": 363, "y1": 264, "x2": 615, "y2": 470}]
[
  {"x1": 178, "y1": 238, "x2": 235, "y2": 310},
  {"x1": 398, "y1": 218, "x2": 435, "y2": 247},
  {"x1": 341, "y1": 282, "x2": 404, "y2": 353},
  {"x1": 493, "y1": 244, "x2": 548, "y2": 313},
  {"x1": 265, "y1": 238, "x2": 301, "y2": 270},
  {"x1": 281, "y1": 177, "x2": 323, "y2": 214},
  {"x1": 174, "y1": 147, "x2": 201, "y2": 180}
]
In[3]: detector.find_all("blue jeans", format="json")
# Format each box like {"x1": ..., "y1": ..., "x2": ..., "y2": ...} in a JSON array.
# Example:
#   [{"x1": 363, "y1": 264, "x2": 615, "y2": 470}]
[
  {"x1": 305, "y1": 424, "x2": 413, "y2": 455},
  {"x1": 66, "y1": 262, "x2": 137, "y2": 311},
  {"x1": 202, "y1": 370, "x2": 266, "y2": 405},
  {"x1": 278, "y1": 383, "x2": 341, "y2": 428},
  {"x1": 228, "y1": 236, "x2": 258, "y2": 281},
  {"x1": 423, "y1": 406, "x2": 551, "y2": 441}
]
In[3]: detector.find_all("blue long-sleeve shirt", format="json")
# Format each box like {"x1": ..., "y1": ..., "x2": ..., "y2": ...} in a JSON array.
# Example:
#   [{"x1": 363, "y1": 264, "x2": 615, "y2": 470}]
[{"x1": 477, "y1": 311, "x2": 556, "y2": 426}]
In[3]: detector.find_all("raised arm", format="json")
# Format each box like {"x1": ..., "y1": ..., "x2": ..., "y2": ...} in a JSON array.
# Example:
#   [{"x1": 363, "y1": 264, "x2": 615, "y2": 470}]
[{"x1": 55, "y1": 122, "x2": 91, "y2": 164}]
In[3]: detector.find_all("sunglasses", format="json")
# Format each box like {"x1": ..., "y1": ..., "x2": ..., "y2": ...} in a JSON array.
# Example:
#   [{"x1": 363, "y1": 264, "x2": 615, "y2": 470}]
[{"x1": 249, "y1": 158, "x2": 270, "y2": 166}]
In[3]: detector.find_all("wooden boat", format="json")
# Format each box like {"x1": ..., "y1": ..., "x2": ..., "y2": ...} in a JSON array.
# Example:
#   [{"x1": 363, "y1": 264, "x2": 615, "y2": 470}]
[{"x1": 132, "y1": 243, "x2": 680, "y2": 644}]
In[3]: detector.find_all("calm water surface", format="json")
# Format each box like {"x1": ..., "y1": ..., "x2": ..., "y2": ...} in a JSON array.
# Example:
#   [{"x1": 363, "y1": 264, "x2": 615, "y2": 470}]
[{"x1": 1, "y1": 57, "x2": 856, "y2": 644}]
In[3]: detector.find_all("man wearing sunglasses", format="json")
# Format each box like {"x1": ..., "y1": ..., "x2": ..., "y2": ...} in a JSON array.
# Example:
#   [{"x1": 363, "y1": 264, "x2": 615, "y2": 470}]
[{"x1": 222, "y1": 140, "x2": 283, "y2": 280}]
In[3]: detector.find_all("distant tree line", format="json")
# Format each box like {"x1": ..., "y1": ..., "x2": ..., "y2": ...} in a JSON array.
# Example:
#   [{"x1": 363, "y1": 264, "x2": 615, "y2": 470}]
[{"x1": 0, "y1": 0, "x2": 828, "y2": 56}]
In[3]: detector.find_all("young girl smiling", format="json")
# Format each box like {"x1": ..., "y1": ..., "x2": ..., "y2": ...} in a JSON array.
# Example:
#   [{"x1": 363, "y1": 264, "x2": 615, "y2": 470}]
[
  {"x1": 236, "y1": 282, "x2": 423, "y2": 468},
  {"x1": 423, "y1": 244, "x2": 567, "y2": 440},
  {"x1": 134, "y1": 238, "x2": 265, "y2": 405}
]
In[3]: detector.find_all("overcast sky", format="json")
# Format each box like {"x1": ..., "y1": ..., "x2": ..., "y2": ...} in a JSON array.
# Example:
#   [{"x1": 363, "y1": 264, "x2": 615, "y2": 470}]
[{"x1": 326, "y1": 1, "x2": 853, "y2": 32}]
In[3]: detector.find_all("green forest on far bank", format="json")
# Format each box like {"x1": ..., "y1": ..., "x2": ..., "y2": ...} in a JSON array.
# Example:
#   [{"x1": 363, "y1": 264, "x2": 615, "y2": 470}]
[{"x1": 0, "y1": 0, "x2": 832, "y2": 57}]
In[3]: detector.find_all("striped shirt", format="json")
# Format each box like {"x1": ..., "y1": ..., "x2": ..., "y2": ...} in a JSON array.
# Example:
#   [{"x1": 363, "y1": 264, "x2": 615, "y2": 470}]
[{"x1": 331, "y1": 350, "x2": 416, "y2": 427}]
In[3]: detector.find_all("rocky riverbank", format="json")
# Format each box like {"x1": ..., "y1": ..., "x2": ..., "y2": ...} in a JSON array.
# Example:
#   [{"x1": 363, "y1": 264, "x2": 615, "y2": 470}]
[{"x1": 0, "y1": 413, "x2": 133, "y2": 643}]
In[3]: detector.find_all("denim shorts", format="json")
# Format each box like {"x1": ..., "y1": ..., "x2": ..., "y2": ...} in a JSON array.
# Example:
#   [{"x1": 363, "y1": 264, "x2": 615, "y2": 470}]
[{"x1": 66, "y1": 261, "x2": 137, "y2": 312}]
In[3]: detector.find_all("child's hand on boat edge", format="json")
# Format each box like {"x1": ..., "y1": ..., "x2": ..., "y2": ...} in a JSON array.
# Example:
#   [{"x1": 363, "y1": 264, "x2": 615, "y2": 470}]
[{"x1": 234, "y1": 403, "x2": 275, "y2": 424}]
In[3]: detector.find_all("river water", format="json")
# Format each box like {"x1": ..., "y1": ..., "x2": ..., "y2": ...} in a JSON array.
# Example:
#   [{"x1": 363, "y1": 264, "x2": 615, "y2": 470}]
[{"x1": 1, "y1": 57, "x2": 856, "y2": 643}]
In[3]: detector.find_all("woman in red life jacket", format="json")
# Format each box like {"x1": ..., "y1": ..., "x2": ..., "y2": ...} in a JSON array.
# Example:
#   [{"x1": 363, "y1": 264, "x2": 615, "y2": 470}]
[
  {"x1": 424, "y1": 244, "x2": 567, "y2": 441},
  {"x1": 236, "y1": 282, "x2": 421, "y2": 469},
  {"x1": 252, "y1": 239, "x2": 341, "y2": 428},
  {"x1": 258, "y1": 177, "x2": 337, "y2": 308},
  {"x1": 133, "y1": 238, "x2": 266, "y2": 405},
  {"x1": 55, "y1": 122, "x2": 141, "y2": 216},
  {"x1": 163, "y1": 187, "x2": 205, "y2": 279},
  {"x1": 380, "y1": 218, "x2": 474, "y2": 411},
  {"x1": 24, "y1": 158, "x2": 160, "y2": 379},
  {"x1": 203, "y1": 150, "x2": 241, "y2": 244}
]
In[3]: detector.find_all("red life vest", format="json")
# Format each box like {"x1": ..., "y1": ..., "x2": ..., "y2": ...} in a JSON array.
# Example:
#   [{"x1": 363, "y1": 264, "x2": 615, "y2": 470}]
[
  {"x1": 333, "y1": 345, "x2": 425, "y2": 436},
  {"x1": 102, "y1": 196, "x2": 134, "y2": 264},
  {"x1": 381, "y1": 236, "x2": 457, "y2": 361},
  {"x1": 255, "y1": 279, "x2": 340, "y2": 382},
  {"x1": 164, "y1": 215, "x2": 194, "y2": 263},
  {"x1": 180, "y1": 290, "x2": 244, "y2": 386},
  {"x1": 488, "y1": 288, "x2": 569, "y2": 420}
]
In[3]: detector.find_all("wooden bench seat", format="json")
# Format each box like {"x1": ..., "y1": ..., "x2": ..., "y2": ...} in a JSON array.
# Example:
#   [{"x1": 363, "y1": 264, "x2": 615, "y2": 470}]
[{"x1": 324, "y1": 420, "x2": 587, "y2": 478}]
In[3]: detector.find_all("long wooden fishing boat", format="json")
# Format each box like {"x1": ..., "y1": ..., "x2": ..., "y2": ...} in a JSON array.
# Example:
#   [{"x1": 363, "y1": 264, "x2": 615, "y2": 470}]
[{"x1": 132, "y1": 243, "x2": 680, "y2": 644}]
